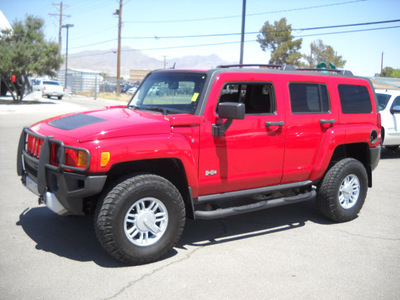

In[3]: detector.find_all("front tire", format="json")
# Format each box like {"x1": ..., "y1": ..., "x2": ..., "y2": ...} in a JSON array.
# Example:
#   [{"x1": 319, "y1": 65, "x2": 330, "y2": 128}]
[
  {"x1": 95, "y1": 174, "x2": 186, "y2": 265},
  {"x1": 317, "y1": 158, "x2": 368, "y2": 222}
]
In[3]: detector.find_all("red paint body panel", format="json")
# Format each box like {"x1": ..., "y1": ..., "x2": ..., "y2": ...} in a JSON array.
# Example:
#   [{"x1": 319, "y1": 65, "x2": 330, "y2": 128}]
[{"x1": 26, "y1": 68, "x2": 380, "y2": 203}]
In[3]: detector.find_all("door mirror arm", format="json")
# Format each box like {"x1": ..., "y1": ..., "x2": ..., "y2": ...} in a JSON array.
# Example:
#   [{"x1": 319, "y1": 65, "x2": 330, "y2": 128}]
[{"x1": 212, "y1": 102, "x2": 245, "y2": 137}]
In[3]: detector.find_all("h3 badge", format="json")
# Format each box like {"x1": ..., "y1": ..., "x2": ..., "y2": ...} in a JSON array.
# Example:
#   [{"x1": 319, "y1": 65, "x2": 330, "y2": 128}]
[{"x1": 205, "y1": 170, "x2": 217, "y2": 176}]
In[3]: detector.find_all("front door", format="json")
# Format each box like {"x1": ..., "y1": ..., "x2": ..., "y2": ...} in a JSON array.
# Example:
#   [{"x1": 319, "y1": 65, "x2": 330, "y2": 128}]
[{"x1": 198, "y1": 78, "x2": 285, "y2": 196}]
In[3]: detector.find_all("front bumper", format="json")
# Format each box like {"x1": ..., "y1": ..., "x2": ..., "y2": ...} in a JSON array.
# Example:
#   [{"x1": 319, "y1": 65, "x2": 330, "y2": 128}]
[{"x1": 17, "y1": 127, "x2": 107, "y2": 215}]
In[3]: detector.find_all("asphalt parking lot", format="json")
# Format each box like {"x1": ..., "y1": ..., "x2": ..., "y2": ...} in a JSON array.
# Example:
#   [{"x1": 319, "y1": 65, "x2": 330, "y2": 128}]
[{"x1": 1, "y1": 94, "x2": 399, "y2": 299}]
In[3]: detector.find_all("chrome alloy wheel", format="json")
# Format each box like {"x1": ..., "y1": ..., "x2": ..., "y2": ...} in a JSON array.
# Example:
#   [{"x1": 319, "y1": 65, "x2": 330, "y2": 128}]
[
  {"x1": 338, "y1": 174, "x2": 360, "y2": 209},
  {"x1": 124, "y1": 197, "x2": 169, "y2": 247}
]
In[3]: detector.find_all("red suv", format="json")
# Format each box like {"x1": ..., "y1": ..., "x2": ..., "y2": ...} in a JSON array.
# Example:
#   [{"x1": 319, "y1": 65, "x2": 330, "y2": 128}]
[{"x1": 17, "y1": 65, "x2": 381, "y2": 264}]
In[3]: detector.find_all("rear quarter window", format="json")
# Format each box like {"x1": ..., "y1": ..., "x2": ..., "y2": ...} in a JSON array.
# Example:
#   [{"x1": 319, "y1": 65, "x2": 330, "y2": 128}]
[
  {"x1": 289, "y1": 83, "x2": 330, "y2": 114},
  {"x1": 338, "y1": 84, "x2": 372, "y2": 114}
]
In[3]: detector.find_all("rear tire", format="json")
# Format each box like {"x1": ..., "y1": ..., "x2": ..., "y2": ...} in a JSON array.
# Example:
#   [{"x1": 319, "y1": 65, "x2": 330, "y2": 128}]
[
  {"x1": 317, "y1": 158, "x2": 368, "y2": 222},
  {"x1": 95, "y1": 174, "x2": 185, "y2": 265}
]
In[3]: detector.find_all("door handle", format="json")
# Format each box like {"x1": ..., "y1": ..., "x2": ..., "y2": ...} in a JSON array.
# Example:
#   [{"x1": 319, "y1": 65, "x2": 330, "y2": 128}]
[
  {"x1": 265, "y1": 121, "x2": 284, "y2": 127},
  {"x1": 320, "y1": 119, "x2": 335, "y2": 125}
]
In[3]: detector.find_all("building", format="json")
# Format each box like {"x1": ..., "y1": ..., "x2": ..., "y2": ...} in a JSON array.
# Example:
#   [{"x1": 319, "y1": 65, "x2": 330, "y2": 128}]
[{"x1": 129, "y1": 70, "x2": 151, "y2": 83}]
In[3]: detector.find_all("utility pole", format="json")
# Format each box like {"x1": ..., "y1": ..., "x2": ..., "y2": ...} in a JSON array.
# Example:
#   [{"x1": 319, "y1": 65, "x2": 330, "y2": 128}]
[
  {"x1": 114, "y1": 0, "x2": 123, "y2": 97},
  {"x1": 381, "y1": 52, "x2": 384, "y2": 75},
  {"x1": 50, "y1": 1, "x2": 70, "y2": 53},
  {"x1": 239, "y1": 0, "x2": 246, "y2": 65}
]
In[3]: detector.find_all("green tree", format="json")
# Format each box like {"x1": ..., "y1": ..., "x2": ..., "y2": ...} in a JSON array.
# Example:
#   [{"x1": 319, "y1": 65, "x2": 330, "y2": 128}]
[
  {"x1": 0, "y1": 16, "x2": 62, "y2": 101},
  {"x1": 302, "y1": 39, "x2": 346, "y2": 69},
  {"x1": 257, "y1": 18, "x2": 303, "y2": 66},
  {"x1": 380, "y1": 67, "x2": 400, "y2": 78}
]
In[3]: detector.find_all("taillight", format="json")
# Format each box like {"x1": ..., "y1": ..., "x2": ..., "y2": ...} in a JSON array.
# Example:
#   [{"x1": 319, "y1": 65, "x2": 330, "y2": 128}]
[
  {"x1": 377, "y1": 112, "x2": 382, "y2": 143},
  {"x1": 63, "y1": 88, "x2": 65, "y2": 92},
  {"x1": 43, "y1": 86, "x2": 46, "y2": 90},
  {"x1": 377, "y1": 113, "x2": 382, "y2": 129}
]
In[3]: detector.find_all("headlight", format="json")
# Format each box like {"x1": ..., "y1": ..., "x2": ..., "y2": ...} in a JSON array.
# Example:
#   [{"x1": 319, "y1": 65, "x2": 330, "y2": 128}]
[{"x1": 65, "y1": 149, "x2": 88, "y2": 169}]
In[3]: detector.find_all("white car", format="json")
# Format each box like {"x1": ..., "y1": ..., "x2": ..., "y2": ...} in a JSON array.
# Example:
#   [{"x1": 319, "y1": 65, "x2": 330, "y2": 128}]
[
  {"x1": 375, "y1": 89, "x2": 400, "y2": 150},
  {"x1": 127, "y1": 87, "x2": 137, "y2": 95},
  {"x1": 33, "y1": 79, "x2": 66, "y2": 100}
]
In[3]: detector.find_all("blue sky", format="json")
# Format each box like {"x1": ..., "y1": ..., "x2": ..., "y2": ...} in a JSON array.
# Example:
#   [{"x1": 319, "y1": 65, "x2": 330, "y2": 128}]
[{"x1": 1, "y1": 0, "x2": 400, "y2": 76}]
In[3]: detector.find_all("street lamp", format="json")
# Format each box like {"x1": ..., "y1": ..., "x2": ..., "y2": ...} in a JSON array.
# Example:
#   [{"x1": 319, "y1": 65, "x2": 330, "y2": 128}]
[{"x1": 62, "y1": 24, "x2": 74, "y2": 90}]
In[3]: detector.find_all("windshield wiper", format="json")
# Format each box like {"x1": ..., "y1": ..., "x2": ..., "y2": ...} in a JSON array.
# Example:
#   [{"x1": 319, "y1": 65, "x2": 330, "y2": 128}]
[
  {"x1": 129, "y1": 105, "x2": 183, "y2": 115},
  {"x1": 129, "y1": 105, "x2": 167, "y2": 115}
]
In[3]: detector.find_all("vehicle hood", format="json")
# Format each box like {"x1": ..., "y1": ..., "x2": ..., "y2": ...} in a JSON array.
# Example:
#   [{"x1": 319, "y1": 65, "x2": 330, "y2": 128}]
[{"x1": 30, "y1": 106, "x2": 173, "y2": 143}]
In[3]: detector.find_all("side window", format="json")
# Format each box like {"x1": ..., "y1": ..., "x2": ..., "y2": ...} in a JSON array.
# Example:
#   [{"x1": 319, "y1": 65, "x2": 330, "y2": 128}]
[
  {"x1": 289, "y1": 83, "x2": 330, "y2": 114},
  {"x1": 218, "y1": 83, "x2": 275, "y2": 115},
  {"x1": 391, "y1": 96, "x2": 400, "y2": 112},
  {"x1": 338, "y1": 84, "x2": 372, "y2": 114}
]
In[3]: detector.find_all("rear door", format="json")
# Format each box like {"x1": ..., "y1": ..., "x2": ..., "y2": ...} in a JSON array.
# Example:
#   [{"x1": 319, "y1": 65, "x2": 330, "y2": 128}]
[{"x1": 282, "y1": 81, "x2": 336, "y2": 183}]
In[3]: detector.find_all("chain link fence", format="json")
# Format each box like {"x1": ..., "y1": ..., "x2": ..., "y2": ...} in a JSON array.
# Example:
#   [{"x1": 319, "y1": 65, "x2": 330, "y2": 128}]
[
  {"x1": 56, "y1": 69, "x2": 138, "y2": 100},
  {"x1": 57, "y1": 69, "x2": 103, "y2": 95}
]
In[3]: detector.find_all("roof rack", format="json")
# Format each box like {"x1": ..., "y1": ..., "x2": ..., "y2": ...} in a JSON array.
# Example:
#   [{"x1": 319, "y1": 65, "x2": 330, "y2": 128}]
[
  {"x1": 297, "y1": 68, "x2": 353, "y2": 76},
  {"x1": 217, "y1": 64, "x2": 296, "y2": 71},
  {"x1": 216, "y1": 64, "x2": 353, "y2": 76}
]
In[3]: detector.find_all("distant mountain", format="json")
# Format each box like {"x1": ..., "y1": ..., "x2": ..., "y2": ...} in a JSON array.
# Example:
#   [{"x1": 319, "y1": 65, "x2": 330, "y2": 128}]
[{"x1": 67, "y1": 47, "x2": 231, "y2": 76}]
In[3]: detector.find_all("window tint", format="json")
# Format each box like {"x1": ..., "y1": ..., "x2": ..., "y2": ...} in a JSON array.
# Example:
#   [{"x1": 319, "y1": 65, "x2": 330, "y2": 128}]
[
  {"x1": 392, "y1": 96, "x2": 400, "y2": 108},
  {"x1": 289, "y1": 83, "x2": 330, "y2": 113},
  {"x1": 376, "y1": 93, "x2": 391, "y2": 111},
  {"x1": 338, "y1": 84, "x2": 372, "y2": 114},
  {"x1": 43, "y1": 81, "x2": 60, "y2": 86},
  {"x1": 219, "y1": 83, "x2": 275, "y2": 114}
]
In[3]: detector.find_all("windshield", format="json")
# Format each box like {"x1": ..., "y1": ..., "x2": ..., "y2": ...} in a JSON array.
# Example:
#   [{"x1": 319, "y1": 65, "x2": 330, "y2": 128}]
[
  {"x1": 376, "y1": 93, "x2": 391, "y2": 111},
  {"x1": 129, "y1": 72, "x2": 206, "y2": 114}
]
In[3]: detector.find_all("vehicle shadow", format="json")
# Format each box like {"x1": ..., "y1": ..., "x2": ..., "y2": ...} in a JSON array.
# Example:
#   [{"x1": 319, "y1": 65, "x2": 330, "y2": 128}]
[
  {"x1": 178, "y1": 199, "x2": 330, "y2": 249},
  {"x1": 380, "y1": 148, "x2": 400, "y2": 159},
  {"x1": 17, "y1": 200, "x2": 331, "y2": 268},
  {"x1": 16, "y1": 207, "x2": 125, "y2": 267}
]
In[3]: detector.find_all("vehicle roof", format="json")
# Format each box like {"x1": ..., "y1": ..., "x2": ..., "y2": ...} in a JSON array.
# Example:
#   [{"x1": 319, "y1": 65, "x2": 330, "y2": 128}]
[{"x1": 151, "y1": 65, "x2": 359, "y2": 80}]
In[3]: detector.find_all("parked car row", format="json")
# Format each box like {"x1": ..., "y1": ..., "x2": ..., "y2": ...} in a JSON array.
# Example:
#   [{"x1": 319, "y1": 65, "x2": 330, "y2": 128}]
[
  {"x1": 376, "y1": 89, "x2": 400, "y2": 151},
  {"x1": 99, "y1": 82, "x2": 139, "y2": 94}
]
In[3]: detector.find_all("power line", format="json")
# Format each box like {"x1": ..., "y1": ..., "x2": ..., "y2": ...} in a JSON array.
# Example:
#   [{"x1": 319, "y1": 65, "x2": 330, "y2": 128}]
[
  {"x1": 294, "y1": 25, "x2": 400, "y2": 38},
  {"x1": 69, "y1": 38, "x2": 117, "y2": 50},
  {"x1": 68, "y1": 24, "x2": 400, "y2": 58},
  {"x1": 68, "y1": 19, "x2": 400, "y2": 53},
  {"x1": 124, "y1": 0, "x2": 366, "y2": 24},
  {"x1": 120, "y1": 19, "x2": 400, "y2": 40}
]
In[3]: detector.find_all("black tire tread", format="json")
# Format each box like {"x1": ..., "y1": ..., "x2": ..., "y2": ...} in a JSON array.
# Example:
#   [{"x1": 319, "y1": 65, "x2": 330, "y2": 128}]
[
  {"x1": 95, "y1": 174, "x2": 185, "y2": 265},
  {"x1": 317, "y1": 158, "x2": 367, "y2": 223}
]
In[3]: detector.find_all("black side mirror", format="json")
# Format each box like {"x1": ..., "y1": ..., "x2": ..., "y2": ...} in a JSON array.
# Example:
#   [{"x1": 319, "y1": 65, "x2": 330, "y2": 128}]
[
  {"x1": 212, "y1": 102, "x2": 245, "y2": 137},
  {"x1": 391, "y1": 105, "x2": 400, "y2": 114}
]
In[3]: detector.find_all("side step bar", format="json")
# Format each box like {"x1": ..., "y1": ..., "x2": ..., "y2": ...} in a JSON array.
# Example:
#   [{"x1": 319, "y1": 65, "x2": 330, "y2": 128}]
[{"x1": 194, "y1": 190, "x2": 316, "y2": 220}]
